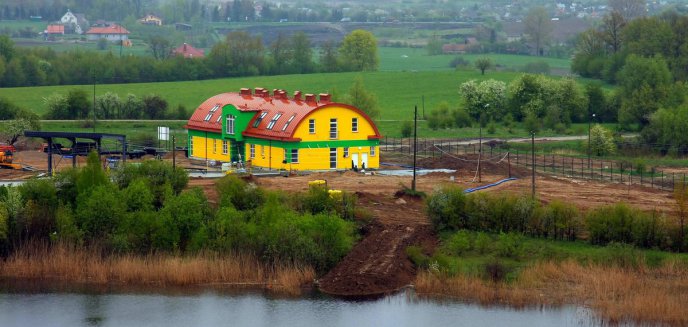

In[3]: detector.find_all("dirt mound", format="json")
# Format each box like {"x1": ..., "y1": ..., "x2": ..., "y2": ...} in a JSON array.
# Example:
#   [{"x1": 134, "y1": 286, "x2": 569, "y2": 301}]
[
  {"x1": 318, "y1": 223, "x2": 435, "y2": 297},
  {"x1": 418, "y1": 154, "x2": 530, "y2": 178},
  {"x1": 355, "y1": 191, "x2": 428, "y2": 225}
]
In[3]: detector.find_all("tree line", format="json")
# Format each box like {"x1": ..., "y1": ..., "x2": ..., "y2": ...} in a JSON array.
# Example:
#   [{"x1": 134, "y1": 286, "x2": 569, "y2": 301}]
[
  {"x1": 572, "y1": 10, "x2": 688, "y2": 152},
  {"x1": 0, "y1": 29, "x2": 378, "y2": 87},
  {"x1": 427, "y1": 74, "x2": 612, "y2": 134}
]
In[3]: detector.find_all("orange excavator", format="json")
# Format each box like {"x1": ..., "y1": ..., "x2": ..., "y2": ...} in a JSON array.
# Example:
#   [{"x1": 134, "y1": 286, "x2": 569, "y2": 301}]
[{"x1": 0, "y1": 148, "x2": 22, "y2": 170}]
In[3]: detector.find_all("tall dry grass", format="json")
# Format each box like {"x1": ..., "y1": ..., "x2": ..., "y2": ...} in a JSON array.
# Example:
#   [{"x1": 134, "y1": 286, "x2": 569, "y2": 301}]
[
  {"x1": 0, "y1": 243, "x2": 315, "y2": 295},
  {"x1": 415, "y1": 260, "x2": 688, "y2": 326}
]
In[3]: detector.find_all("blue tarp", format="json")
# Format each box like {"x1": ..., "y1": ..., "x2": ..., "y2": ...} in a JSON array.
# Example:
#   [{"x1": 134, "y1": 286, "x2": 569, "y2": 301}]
[{"x1": 464, "y1": 178, "x2": 518, "y2": 193}]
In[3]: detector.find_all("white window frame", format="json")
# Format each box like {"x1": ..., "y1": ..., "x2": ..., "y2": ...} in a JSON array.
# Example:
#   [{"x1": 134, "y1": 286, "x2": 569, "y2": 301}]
[
  {"x1": 260, "y1": 145, "x2": 265, "y2": 157},
  {"x1": 309, "y1": 119, "x2": 315, "y2": 134},
  {"x1": 250, "y1": 144, "x2": 255, "y2": 158},
  {"x1": 204, "y1": 104, "x2": 220, "y2": 121},
  {"x1": 226, "y1": 115, "x2": 235, "y2": 135},
  {"x1": 267, "y1": 113, "x2": 283, "y2": 130},
  {"x1": 189, "y1": 137, "x2": 193, "y2": 154},
  {"x1": 352, "y1": 117, "x2": 359, "y2": 133},
  {"x1": 212, "y1": 139, "x2": 217, "y2": 154},
  {"x1": 291, "y1": 149, "x2": 299, "y2": 163},
  {"x1": 253, "y1": 112, "x2": 267, "y2": 127},
  {"x1": 282, "y1": 114, "x2": 296, "y2": 131},
  {"x1": 222, "y1": 140, "x2": 228, "y2": 154},
  {"x1": 329, "y1": 118, "x2": 338, "y2": 139},
  {"x1": 343, "y1": 147, "x2": 349, "y2": 158},
  {"x1": 370, "y1": 146, "x2": 376, "y2": 156}
]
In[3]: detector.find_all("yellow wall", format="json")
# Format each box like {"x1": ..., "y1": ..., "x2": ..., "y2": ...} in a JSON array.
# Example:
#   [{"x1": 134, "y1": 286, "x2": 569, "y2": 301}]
[
  {"x1": 244, "y1": 144, "x2": 379, "y2": 171},
  {"x1": 190, "y1": 136, "x2": 231, "y2": 162},
  {"x1": 245, "y1": 143, "x2": 287, "y2": 170},
  {"x1": 292, "y1": 105, "x2": 378, "y2": 142}
]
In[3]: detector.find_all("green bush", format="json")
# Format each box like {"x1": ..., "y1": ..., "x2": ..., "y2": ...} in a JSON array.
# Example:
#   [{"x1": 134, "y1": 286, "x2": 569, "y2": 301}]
[
  {"x1": 495, "y1": 232, "x2": 523, "y2": 258},
  {"x1": 539, "y1": 200, "x2": 581, "y2": 241},
  {"x1": 474, "y1": 232, "x2": 492, "y2": 254},
  {"x1": 76, "y1": 184, "x2": 125, "y2": 240},
  {"x1": 401, "y1": 121, "x2": 413, "y2": 137},
  {"x1": 585, "y1": 203, "x2": 669, "y2": 249},
  {"x1": 406, "y1": 245, "x2": 430, "y2": 268},
  {"x1": 113, "y1": 160, "x2": 188, "y2": 207},
  {"x1": 215, "y1": 175, "x2": 265, "y2": 211},
  {"x1": 426, "y1": 185, "x2": 467, "y2": 231},
  {"x1": 52, "y1": 204, "x2": 83, "y2": 245},
  {"x1": 123, "y1": 178, "x2": 154, "y2": 212},
  {"x1": 157, "y1": 188, "x2": 211, "y2": 251},
  {"x1": 18, "y1": 178, "x2": 59, "y2": 240},
  {"x1": 445, "y1": 230, "x2": 473, "y2": 255}
]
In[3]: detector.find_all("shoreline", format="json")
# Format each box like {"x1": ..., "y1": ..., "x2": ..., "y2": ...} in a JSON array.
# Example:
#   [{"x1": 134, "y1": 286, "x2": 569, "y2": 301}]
[
  {"x1": 0, "y1": 244, "x2": 315, "y2": 296},
  {"x1": 414, "y1": 260, "x2": 688, "y2": 326}
]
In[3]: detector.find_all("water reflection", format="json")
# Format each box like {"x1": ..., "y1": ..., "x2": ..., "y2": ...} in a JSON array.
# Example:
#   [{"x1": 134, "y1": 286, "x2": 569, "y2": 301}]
[{"x1": 0, "y1": 284, "x2": 599, "y2": 327}]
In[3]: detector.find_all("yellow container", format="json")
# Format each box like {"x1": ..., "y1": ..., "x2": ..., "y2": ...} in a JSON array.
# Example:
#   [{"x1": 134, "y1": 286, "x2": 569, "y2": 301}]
[{"x1": 308, "y1": 180, "x2": 327, "y2": 187}]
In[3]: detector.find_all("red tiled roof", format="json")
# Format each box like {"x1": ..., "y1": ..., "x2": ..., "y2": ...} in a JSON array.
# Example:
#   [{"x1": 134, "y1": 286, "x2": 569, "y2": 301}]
[
  {"x1": 172, "y1": 43, "x2": 205, "y2": 58},
  {"x1": 185, "y1": 89, "x2": 382, "y2": 142},
  {"x1": 85, "y1": 24, "x2": 130, "y2": 35},
  {"x1": 46, "y1": 25, "x2": 64, "y2": 34}
]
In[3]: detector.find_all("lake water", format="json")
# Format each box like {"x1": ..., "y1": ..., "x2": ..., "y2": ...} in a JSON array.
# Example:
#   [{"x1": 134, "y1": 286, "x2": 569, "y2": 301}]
[{"x1": 0, "y1": 287, "x2": 600, "y2": 327}]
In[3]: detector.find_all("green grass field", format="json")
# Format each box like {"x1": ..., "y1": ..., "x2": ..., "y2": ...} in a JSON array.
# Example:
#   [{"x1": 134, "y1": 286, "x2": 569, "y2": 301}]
[
  {"x1": 1, "y1": 70, "x2": 522, "y2": 120},
  {"x1": 1, "y1": 70, "x2": 602, "y2": 139},
  {"x1": 378, "y1": 47, "x2": 572, "y2": 72}
]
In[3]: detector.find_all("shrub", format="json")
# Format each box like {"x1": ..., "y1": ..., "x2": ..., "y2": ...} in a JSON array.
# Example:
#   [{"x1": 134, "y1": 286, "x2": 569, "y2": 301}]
[
  {"x1": 52, "y1": 204, "x2": 83, "y2": 245},
  {"x1": 18, "y1": 178, "x2": 59, "y2": 240},
  {"x1": 474, "y1": 232, "x2": 492, "y2": 254},
  {"x1": 401, "y1": 121, "x2": 413, "y2": 137},
  {"x1": 75, "y1": 184, "x2": 125, "y2": 240},
  {"x1": 215, "y1": 175, "x2": 265, "y2": 211},
  {"x1": 157, "y1": 188, "x2": 211, "y2": 251},
  {"x1": 406, "y1": 245, "x2": 430, "y2": 268},
  {"x1": 122, "y1": 178, "x2": 154, "y2": 212},
  {"x1": 522, "y1": 61, "x2": 551, "y2": 74},
  {"x1": 426, "y1": 185, "x2": 467, "y2": 231},
  {"x1": 449, "y1": 56, "x2": 470, "y2": 69},
  {"x1": 540, "y1": 200, "x2": 581, "y2": 241},
  {"x1": 113, "y1": 160, "x2": 188, "y2": 207},
  {"x1": 585, "y1": 203, "x2": 669, "y2": 249},
  {"x1": 495, "y1": 232, "x2": 523, "y2": 258},
  {"x1": 445, "y1": 230, "x2": 473, "y2": 255}
]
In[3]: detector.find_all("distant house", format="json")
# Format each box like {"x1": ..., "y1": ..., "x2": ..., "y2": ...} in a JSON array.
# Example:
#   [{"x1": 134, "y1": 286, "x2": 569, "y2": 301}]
[
  {"x1": 45, "y1": 24, "x2": 65, "y2": 35},
  {"x1": 85, "y1": 24, "x2": 130, "y2": 42},
  {"x1": 175, "y1": 23, "x2": 192, "y2": 31},
  {"x1": 442, "y1": 43, "x2": 468, "y2": 54},
  {"x1": 60, "y1": 9, "x2": 89, "y2": 34},
  {"x1": 172, "y1": 43, "x2": 205, "y2": 58},
  {"x1": 139, "y1": 14, "x2": 163, "y2": 26}
]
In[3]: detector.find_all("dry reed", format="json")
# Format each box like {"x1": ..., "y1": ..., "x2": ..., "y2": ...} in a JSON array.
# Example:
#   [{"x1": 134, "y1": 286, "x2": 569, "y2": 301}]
[
  {"x1": 0, "y1": 243, "x2": 315, "y2": 295},
  {"x1": 415, "y1": 260, "x2": 688, "y2": 326}
]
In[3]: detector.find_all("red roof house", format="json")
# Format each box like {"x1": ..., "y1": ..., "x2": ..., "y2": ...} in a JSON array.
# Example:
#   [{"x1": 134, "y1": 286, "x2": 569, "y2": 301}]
[
  {"x1": 46, "y1": 24, "x2": 65, "y2": 35},
  {"x1": 85, "y1": 24, "x2": 130, "y2": 42},
  {"x1": 172, "y1": 43, "x2": 205, "y2": 58}
]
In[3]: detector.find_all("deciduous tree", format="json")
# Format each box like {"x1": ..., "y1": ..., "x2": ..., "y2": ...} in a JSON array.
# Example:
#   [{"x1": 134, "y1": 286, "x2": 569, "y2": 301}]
[
  {"x1": 524, "y1": 7, "x2": 552, "y2": 56},
  {"x1": 339, "y1": 30, "x2": 378, "y2": 71}
]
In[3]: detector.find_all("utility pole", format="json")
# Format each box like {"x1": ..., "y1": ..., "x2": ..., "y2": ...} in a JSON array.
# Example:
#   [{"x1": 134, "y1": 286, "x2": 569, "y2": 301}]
[
  {"x1": 422, "y1": 95, "x2": 425, "y2": 120},
  {"x1": 92, "y1": 70, "x2": 96, "y2": 132},
  {"x1": 412, "y1": 105, "x2": 418, "y2": 191},
  {"x1": 172, "y1": 135, "x2": 176, "y2": 171},
  {"x1": 531, "y1": 131, "x2": 536, "y2": 198},
  {"x1": 588, "y1": 113, "x2": 595, "y2": 169},
  {"x1": 478, "y1": 123, "x2": 482, "y2": 183}
]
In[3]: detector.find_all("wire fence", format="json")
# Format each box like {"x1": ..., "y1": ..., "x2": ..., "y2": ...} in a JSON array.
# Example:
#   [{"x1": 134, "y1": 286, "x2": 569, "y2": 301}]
[{"x1": 380, "y1": 136, "x2": 686, "y2": 192}]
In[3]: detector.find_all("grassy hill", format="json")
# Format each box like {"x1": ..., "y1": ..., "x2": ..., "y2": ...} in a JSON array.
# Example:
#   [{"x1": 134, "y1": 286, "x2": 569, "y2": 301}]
[{"x1": 1, "y1": 70, "x2": 525, "y2": 121}]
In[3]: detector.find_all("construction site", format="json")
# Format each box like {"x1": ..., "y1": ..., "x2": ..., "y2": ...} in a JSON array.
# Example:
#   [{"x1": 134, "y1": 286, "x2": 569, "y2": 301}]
[{"x1": 0, "y1": 130, "x2": 680, "y2": 298}]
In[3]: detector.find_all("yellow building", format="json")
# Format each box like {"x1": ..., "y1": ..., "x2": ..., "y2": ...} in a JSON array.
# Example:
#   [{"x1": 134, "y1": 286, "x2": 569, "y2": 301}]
[{"x1": 184, "y1": 88, "x2": 382, "y2": 170}]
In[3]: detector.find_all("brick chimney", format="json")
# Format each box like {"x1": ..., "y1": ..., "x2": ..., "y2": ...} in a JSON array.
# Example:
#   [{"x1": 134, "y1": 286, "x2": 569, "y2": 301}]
[
  {"x1": 304, "y1": 93, "x2": 316, "y2": 103},
  {"x1": 254, "y1": 87, "x2": 265, "y2": 97},
  {"x1": 240, "y1": 88, "x2": 251, "y2": 96},
  {"x1": 293, "y1": 91, "x2": 302, "y2": 101},
  {"x1": 319, "y1": 93, "x2": 331, "y2": 103}
]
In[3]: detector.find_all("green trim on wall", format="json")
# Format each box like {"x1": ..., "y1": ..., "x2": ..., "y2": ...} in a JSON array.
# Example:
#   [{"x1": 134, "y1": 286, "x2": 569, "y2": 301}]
[
  {"x1": 188, "y1": 129, "x2": 223, "y2": 139},
  {"x1": 221, "y1": 105, "x2": 256, "y2": 142},
  {"x1": 244, "y1": 137, "x2": 378, "y2": 149}
]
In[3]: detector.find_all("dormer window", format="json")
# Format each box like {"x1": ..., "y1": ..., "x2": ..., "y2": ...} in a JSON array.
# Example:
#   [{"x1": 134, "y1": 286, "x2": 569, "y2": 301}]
[
  {"x1": 266, "y1": 113, "x2": 282, "y2": 130},
  {"x1": 204, "y1": 104, "x2": 220, "y2": 121},
  {"x1": 253, "y1": 112, "x2": 267, "y2": 127},
  {"x1": 282, "y1": 114, "x2": 296, "y2": 131}
]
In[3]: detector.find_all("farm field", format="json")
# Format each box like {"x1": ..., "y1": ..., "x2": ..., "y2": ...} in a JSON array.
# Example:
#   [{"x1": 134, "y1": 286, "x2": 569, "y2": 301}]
[
  {"x1": 1, "y1": 70, "x2": 544, "y2": 120},
  {"x1": 378, "y1": 47, "x2": 572, "y2": 72}
]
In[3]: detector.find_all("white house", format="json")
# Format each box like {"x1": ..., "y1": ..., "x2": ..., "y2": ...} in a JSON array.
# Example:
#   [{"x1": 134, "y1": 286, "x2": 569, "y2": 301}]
[
  {"x1": 60, "y1": 9, "x2": 89, "y2": 34},
  {"x1": 85, "y1": 24, "x2": 130, "y2": 42}
]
